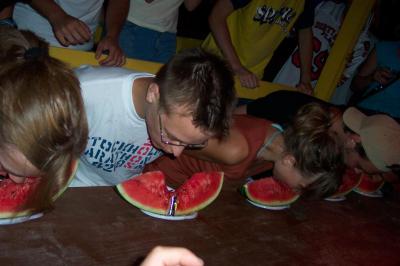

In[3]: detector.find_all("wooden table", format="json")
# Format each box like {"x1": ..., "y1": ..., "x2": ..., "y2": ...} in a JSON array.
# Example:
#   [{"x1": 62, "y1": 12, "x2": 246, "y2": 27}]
[{"x1": 1, "y1": 180, "x2": 399, "y2": 266}]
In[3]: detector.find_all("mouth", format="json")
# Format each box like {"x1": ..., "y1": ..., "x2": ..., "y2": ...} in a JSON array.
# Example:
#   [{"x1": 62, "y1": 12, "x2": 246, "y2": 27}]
[{"x1": 0, "y1": 173, "x2": 29, "y2": 184}]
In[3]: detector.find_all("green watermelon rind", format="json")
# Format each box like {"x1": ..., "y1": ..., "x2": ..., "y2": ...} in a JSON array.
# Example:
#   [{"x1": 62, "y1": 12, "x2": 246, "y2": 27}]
[
  {"x1": 243, "y1": 183, "x2": 300, "y2": 207},
  {"x1": 116, "y1": 184, "x2": 169, "y2": 215},
  {"x1": 175, "y1": 172, "x2": 224, "y2": 215},
  {"x1": 0, "y1": 160, "x2": 79, "y2": 219},
  {"x1": 0, "y1": 207, "x2": 36, "y2": 219}
]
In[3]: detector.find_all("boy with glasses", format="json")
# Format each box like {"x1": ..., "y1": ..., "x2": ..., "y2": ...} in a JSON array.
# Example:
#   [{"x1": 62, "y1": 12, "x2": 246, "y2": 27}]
[{"x1": 71, "y1": 48, "x2": 236, "y2": 186}]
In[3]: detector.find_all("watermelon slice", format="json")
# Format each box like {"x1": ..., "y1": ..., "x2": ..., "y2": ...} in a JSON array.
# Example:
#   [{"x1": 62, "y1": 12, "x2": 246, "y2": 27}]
[
  {"x1": 326, "y1": 168, "x2": 362, "y2": 201},
  {"x1": 116, "y1": 171, "x2": 224, "y2": 216},
  {"x1": 0, "y1": 160, "x2": 78, "y2": 219},
  {"x1": 241, "y1": 177, "x2": 300, "y2": 208},
  {"x1": 0, "y1": 177, "x2": 41, "y2": 218},
  {"x1": 353, "y1": 173, "x2": 385, "y2": 197}
]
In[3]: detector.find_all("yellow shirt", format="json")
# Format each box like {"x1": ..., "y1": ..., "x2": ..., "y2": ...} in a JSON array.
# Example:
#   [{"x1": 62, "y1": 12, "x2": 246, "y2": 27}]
[{"x1": 202, "y1": 0, "x2": 305, "y2": 78}]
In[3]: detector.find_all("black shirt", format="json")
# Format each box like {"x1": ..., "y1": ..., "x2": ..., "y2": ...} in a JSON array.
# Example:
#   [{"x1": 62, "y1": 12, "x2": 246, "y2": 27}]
[
  {"x1": 246, "y1": 90, "x2": 345, "y2": 128},
  {"x1": 0, "y1": 0, "x2": 30, "y2": 12}
]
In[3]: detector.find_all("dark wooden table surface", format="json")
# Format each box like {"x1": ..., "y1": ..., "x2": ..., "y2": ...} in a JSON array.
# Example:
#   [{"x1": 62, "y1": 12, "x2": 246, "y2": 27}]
[{"x1": 1, "y1": 179, "x2": 399, "y2": 266}]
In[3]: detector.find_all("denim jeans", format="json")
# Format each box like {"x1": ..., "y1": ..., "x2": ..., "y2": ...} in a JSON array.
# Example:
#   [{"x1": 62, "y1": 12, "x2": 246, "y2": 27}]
[{"x1": 119, "y1": 21, "x2": 176, "y2": 63}]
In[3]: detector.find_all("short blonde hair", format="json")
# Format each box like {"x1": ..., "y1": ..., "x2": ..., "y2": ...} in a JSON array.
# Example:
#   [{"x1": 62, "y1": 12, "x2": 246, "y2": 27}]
[{"x1": 0, "y1": 27, "x2": 88, "y2": 212}]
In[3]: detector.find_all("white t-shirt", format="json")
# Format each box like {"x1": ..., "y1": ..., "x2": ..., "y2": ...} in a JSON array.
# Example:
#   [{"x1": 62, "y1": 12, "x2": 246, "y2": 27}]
[
  {"x1": 13, "y1": 0, "x2": 103, "y2": 50},
  {"x1": 273, "y1": 0, "x2": 373, "y2": 104},
  {"x1": 127, "y1": 0, "x2": 183, "y2": 33},
  {"x1": 274, "y1": 1, "x2": 347, "y2": 88},
  {"x1": 71, "y1": 66, "x2": 163, "y2": 187}
]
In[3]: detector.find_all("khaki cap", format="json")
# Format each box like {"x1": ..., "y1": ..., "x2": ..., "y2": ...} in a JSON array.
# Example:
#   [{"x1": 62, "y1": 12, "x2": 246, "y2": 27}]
[{"x1": 343, "y1": 107, "x2": 400, "y2": 172}]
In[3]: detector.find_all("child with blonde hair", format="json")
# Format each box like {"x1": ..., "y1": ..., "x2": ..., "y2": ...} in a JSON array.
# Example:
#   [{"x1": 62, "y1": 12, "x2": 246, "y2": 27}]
[{"x1": 0, "y1": 26, "x2": 88, "y2": 215}]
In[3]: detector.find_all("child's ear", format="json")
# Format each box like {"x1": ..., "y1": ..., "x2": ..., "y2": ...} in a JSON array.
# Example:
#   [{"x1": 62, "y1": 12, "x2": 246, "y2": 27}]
[
  {"x1": 283, "y1": 154, "x2": 296, "y2": 168},
  {"x1": 146, "y1": 83, "x2": 160, "y2": 103}
]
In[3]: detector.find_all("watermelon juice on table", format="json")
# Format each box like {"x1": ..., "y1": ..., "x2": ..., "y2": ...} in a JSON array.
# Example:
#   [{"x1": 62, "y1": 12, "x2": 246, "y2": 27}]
[
  {"x1": 116, "y1": 171, "x2": 224, "y2": 219},
  {"x1": 0, "y1": 160, "x2": 78, "y2": 224}
]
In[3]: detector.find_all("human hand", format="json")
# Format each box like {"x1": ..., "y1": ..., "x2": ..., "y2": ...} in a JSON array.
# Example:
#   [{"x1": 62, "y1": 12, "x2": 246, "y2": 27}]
[
  {"x1": 140, "y1": 246, "x2": 204, "y2": 266},
  {"x1": 373, "y1": 67, "x2": 395, "y2": 86},
  {"x1": 296, "y1": 81, "x2": 313, "y2": 95},
  {"x1": 234, "y1": 66, "x2": 259, "y2": 88},
  {"x1": 50, "y1": 13, "x2": 92, "y2": 46},
  {"x1": 95, "y1": 35, "x2": 126, "y2": 66}
]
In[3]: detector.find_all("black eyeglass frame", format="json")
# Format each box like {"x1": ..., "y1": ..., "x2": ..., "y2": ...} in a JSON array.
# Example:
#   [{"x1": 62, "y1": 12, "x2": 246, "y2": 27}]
[{"x1": 158, "y1": 114, "x2": 207, "y2": 149}]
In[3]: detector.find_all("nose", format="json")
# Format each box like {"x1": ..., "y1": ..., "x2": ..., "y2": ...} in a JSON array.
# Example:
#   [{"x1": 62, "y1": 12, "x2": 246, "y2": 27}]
[
  {"x1": 171, "y1": 146, "x2": 185, "y2": 157},
  {"x1": 8, "y1": 174, "x2": 26, "y2": 184}
]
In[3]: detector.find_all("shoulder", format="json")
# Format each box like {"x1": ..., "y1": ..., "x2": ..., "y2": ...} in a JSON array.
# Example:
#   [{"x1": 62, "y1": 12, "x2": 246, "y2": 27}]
[{"x1": 74, "y1": 65, "x2": 150, "y2": 84}]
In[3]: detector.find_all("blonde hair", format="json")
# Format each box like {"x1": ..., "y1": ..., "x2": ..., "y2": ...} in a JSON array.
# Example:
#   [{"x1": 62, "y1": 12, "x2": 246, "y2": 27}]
[
  {"x1": 0, "y1": 27, "x2": 88, "y2": 212},
  {"x1": 284, "y1": 103, "x2": 345, "y2": 198}
]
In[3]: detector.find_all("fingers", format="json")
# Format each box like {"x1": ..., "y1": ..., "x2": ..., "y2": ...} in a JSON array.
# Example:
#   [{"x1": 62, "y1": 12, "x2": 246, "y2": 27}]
[
  {"x1": 374, "y1": 68, "x2": 394, "y2": 85},
  {"x1": 233, "y1": 66, "x2": 259, "y2": 88},
  {"x1": 53, "y1": 16, "x2": 91, "y2": 46},
  {"x1": 238, "y1": 73, "x2": 259, "y2": 88},
  {"x1": 140, "y1": 246, "x2": 204, "y2": 266},
  {"x1": 296, "y1": 82, "x2": 313, "y2": 95},
  {"x1": 96, "y1": 37, "x2": 126, "y2": 67}
]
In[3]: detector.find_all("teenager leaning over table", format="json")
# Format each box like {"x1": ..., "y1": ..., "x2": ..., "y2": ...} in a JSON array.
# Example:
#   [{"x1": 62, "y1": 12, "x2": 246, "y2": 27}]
[
  {"x1": 236, "y1": 90, "x2": 400, "y2": 179},
  {"x1": 70, "y1": 47, "x2": 237, "y2": 187},
  {"x1": 146, "y1": 102, "x2": 345, "y2": 199}
]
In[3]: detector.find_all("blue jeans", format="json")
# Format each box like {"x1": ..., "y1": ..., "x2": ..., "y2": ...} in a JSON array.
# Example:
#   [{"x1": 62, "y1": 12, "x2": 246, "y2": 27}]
[{"x1": 119, "y1": 21, "x2": 176, "y2": 63}]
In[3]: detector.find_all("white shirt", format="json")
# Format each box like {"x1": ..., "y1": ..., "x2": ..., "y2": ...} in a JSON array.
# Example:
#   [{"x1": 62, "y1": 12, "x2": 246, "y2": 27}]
[
  {"x1": 71, "y1": 66, "x2": 162, "y2": 186},
  {"x1": 13, "y1": 0, "x2": 104, "y2": 50},
  {"x1": 127, "y1": 0, "x2": 184, "y2": 33}
]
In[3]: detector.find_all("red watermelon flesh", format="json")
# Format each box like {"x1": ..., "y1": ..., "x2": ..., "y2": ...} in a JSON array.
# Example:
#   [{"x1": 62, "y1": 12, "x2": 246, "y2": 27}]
[
  {"x1": 243, "y1": 177, "x2": 300, "y2": 206},
  {"x1": 116, "y1": 171, "x2": 172, "y2": 214},
  {"x1": 116, "y1": 171, "x2": 224, "y2": 216},
  {"x1": 330, "y1": 168, "x2": 362, "y2": 198},
  {"x1": 0, "y1": 177, "x2": 41, "y2": 218},
  {"x1": 175, "y1": 171, "x2": 224, "y2": 215},
  {"x1": 0, "y1": 160, "x2": 78, "y2": 219},
  {"x1": 354, "y1": 173, "x2": 385, "y2": 193}
]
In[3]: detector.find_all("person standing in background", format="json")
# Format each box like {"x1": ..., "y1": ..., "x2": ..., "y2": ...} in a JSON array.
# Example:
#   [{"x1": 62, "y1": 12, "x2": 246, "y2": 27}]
[
  {"x1": 351, "y1": 41, "x2": 400, "y2": 119},
  {"x1": 13, "y1": 0, "x2": 129, "y2": 66},
  {"x1": 202, "y1": 0, "x2": 314, "y2": 88},
  {"x1": 119, "y1": 0, "x2": 202, "y2": 63},
  {"x1": 272, "y1": 0, "x2": 374, "y2": 101}
]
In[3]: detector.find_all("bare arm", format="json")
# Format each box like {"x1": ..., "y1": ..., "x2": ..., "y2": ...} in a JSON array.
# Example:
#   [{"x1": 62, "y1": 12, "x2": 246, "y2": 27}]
[
  {"x1": 0, "y1": 5, "x2": 13, "y2": 19},
  {"x1": 208, "y1": 0, "x2": 259, "y2": 88},
  {"x1": 297, "y1": 27, "x2": 313, "y2": 95},
  {"x1": 183, "y1": 0, "x2": 202, "y2": 11},
  {"x1": 185, "y1": 127, "x2": 249, "y2": 165},
  {"x1": 30, "y1": 0, "x2": 91, "y2": 46},
  {"x1": 95, "y1": 0, "x2": 129, "y2": 66},
  {"x1": 351, "y1": 48, "x2": 377, "y2": 93}
]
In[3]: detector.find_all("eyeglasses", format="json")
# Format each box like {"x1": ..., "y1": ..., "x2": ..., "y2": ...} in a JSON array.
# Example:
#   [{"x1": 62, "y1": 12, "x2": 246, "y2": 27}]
[{"x1": 159, "y1": 114, "x2": 208, "y2": 149}]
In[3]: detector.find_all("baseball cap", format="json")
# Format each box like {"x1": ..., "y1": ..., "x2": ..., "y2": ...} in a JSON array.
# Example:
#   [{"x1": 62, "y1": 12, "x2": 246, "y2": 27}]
[{"x1": 343, "y1": 107, "x2": 400, "y2": 172}]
